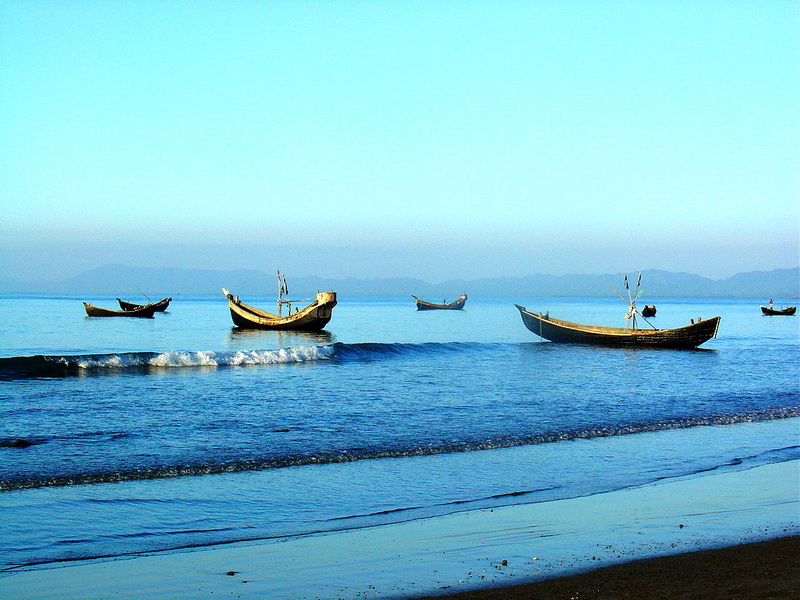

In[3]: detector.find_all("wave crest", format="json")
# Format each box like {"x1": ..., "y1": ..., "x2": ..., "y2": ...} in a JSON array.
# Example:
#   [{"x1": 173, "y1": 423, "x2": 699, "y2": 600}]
[
  {"x1": 0, "y1": 342, "x2": 492, "y2": 378},
  {"x1": 144, "y1": 347, "x2": 334, "y2": 367},
  {"x1": 0, "y1": 346, "x2": 335, "y2": 378}
]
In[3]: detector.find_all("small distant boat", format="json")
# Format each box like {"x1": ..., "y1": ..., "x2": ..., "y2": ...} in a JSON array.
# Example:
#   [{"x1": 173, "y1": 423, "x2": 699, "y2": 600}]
[
  {"x1": 222, "y1": 271, "x2": 336, "y2": 330},
  {"x1": 83, "y1": 302, "x2": 156, "y2": 318},
  {"x1": 117, "y1": 297, "x2": 171, "y2": 312},
  {"x1": 641, "y1": 305, "x2": 657, "y2": 317},
  {"x1": 760, "y1": 305, "x2": 796, "y2": 316},
  {"x1": 516, "y1": 307, "x2": 720, "y2": 348},
  {"x1": 412, "y1": 294, "x2": 467, "y2": 311}
]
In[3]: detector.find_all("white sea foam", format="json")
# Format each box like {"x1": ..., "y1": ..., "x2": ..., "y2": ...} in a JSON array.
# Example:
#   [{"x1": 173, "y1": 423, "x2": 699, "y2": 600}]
[
  {"x1": 147, "y1": 347, "x2": 334, "y2": 367},
  {"x1": 72, "y1": 346, "x2": 334, "y2": 369},
  {"x1": 72, "y1": 354, "x2": 152, "y2": 369}
]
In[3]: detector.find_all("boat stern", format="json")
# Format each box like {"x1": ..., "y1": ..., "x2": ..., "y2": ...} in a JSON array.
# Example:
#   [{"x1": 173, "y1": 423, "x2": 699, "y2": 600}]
[{"x1": 316, "y1": 291, "x2": 337, "y2": 306}]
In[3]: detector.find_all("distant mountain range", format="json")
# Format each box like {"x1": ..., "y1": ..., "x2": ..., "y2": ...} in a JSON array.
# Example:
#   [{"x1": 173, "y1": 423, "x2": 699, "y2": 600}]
[{"x1": 1, "y1": 265, "x2": 798, "y2": 298}]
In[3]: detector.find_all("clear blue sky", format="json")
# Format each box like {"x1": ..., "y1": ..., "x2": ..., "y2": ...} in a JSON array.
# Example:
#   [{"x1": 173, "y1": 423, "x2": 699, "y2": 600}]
[{"x1": 1, "y1": 0, "x2": 798, "y2": 282}]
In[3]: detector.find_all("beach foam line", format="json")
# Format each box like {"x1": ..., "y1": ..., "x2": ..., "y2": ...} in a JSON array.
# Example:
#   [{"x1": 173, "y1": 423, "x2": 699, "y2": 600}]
[{"x1": 3, "y1": 411, "x2": 797, "y2": 491}]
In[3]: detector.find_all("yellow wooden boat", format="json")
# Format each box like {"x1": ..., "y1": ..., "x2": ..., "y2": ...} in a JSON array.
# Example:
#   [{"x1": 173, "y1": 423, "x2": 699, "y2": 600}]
[
  {"x1": 222, "y1": 272, "x2": 336, "y2": 330},
  {"x1": 222, "y1": 289, "x2": 336, "y2": 330}
]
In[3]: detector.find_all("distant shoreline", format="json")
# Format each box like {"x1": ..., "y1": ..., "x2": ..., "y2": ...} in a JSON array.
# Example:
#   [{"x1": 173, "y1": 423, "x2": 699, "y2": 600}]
[
  {"x1": 412, "y1": 535, "x2": 800, "y2": 600},
  {"x1": 1, "y1": 266, "x2": 797, "y2": 297}
]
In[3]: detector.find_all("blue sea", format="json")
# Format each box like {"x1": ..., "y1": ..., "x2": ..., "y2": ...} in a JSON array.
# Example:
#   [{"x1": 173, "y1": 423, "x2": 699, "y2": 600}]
[{"x1": 1, "y1": 293, "x2": 798, "y2": 596}]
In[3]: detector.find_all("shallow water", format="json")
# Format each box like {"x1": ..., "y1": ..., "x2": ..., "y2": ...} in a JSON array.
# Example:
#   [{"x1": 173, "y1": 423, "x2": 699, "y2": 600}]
[{"x1": 0, "y1": 294, "x2": 798, "y2": 581}]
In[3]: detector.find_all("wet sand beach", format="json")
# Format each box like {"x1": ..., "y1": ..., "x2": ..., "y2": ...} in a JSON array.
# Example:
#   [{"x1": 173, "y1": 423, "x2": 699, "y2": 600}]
[
  {"x1": 415, "y1": 535, "x2": 800, "y2": 600},
  {"x1": 2, "y1": 459, "x2": 796, "y2": 599}
]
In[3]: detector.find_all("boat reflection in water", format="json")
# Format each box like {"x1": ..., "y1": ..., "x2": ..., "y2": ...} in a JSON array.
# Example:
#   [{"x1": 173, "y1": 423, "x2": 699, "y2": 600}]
[{"x1": 229, "y1": 328, "x2": 334, "y2": 347}]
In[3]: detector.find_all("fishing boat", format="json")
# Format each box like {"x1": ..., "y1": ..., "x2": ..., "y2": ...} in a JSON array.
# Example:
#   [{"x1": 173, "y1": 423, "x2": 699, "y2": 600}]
[
  {"x1": 117, "y1": 297, "x2": 171, "y2": 312},
  {"x1": 83, "y1": 302, "x2": 157, "y2": 318},
  {"x1": 516, "y1": 307, "x2": 720, "y2": 348},
  {"x1": 412, "y1": 294, "x2": 467, "y2": 311},
  {"x1": 516, "y1": 273, "x2": 720, "y2": 348},
  {"x1": 222, "y1": 271, "x2": 336, "y2": 330},
  {"x1": 760, "y1": 305, "x2": 796, "y2": 316}
]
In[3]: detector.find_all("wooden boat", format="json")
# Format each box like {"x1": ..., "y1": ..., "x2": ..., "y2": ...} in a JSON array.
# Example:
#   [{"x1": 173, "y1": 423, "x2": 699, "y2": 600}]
[
  {"x1": 515, "y1": 306, "x2": 720, "y2": 348},
  {"x1": 641, "y1": 305, "x2": 657, "y2": 317},
  {"x1": 83, "y1": 302, "x2": 156, "y2": 318},
  {"x1": 117, "y1": 297, "x2": 171, "y2": 312},
  {"x1": 412, "y1": 294, "x2": 467, "y2": 311},
  {"x1": 760, "y1": 305, "x2": 796, "y2": 316},
  {"x1": 222, "y1": 272, "x2": 336, "y2": 330},
  {"x1": 222, "y1": 289, "x2": 336, "y2": 330}
]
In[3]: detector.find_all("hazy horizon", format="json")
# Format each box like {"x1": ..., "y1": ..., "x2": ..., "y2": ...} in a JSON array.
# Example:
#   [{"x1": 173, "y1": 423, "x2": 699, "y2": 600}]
[
  {"x1": 1, "y1": 2, "x2": 797, "y2": 284},
  {"x1": 1, "y1": 240, "x2": 798, "y2": 286}
]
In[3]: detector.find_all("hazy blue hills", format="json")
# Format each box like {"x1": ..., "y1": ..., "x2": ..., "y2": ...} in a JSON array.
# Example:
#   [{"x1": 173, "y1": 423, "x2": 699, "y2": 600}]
[{"x1": 1, "y1": 265, "x2": 798, "y2": 298}]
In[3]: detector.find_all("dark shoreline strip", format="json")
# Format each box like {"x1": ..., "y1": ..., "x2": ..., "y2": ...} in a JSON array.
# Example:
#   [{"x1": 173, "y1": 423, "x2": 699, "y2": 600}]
[{"x1": 413, "y1": 535, "x2": 800, "y2": 600}]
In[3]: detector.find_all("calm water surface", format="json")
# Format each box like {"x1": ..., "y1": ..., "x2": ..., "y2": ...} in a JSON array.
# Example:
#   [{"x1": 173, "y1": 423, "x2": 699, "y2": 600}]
[{"x1": 0, "y1": 294, "x2": 797, "y2": 577}]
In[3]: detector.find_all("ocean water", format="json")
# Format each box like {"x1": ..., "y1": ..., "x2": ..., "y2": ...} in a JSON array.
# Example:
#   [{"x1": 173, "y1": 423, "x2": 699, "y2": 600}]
[{"x1": 0, "y1": 293, "x2": 798, "y2": 589}]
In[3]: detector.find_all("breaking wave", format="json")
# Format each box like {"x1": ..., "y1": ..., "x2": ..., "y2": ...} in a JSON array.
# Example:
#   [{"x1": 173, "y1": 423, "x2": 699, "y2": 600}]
[
  {"x1": 0, "y1": 347, "x2": 335, "y2": 378},
  {"x1": 0, "y1": 342, "x2": 491, "y2": 378}
]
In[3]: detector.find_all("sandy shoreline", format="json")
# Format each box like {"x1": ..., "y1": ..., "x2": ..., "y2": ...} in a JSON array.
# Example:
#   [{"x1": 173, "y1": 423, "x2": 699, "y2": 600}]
[
  {"x1": 1, "y1": 459, "x2": 797, "y2": 599},
  {"x1": 414, "y1": 535, "x2": 800, "y2": 599}
]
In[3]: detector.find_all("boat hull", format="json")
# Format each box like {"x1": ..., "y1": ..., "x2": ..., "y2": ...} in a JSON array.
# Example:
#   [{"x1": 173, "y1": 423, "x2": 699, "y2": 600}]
[
  {"x1": 117, "y1": 297, "x2": 171, "y2": 312},
  {"x1": 516, "y1": 305, "x2": 720, "y2": 348},
  {"x1": 760, "y1": 306, "x2": 796, "y2": 316},
  {"x1": 413, "y1": 294, "x2": 467, "y2": 311},
  {"x1": 224, "y1": 291, "x2": 336, "y2": 330},
  {"x1": 83, "y1": 302, "x2": 156, "y2": 318}
]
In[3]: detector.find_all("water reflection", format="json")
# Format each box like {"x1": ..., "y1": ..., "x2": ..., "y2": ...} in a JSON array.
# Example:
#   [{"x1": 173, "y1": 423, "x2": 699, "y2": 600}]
[{"x1": 228, "y1": 328, "x2": 334, "y2": 348}]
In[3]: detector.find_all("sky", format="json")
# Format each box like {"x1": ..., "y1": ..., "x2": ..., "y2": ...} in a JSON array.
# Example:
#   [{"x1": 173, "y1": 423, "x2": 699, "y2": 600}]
[{"x1": 1, "y1": 0, "x2": 798, "y2": 283}]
